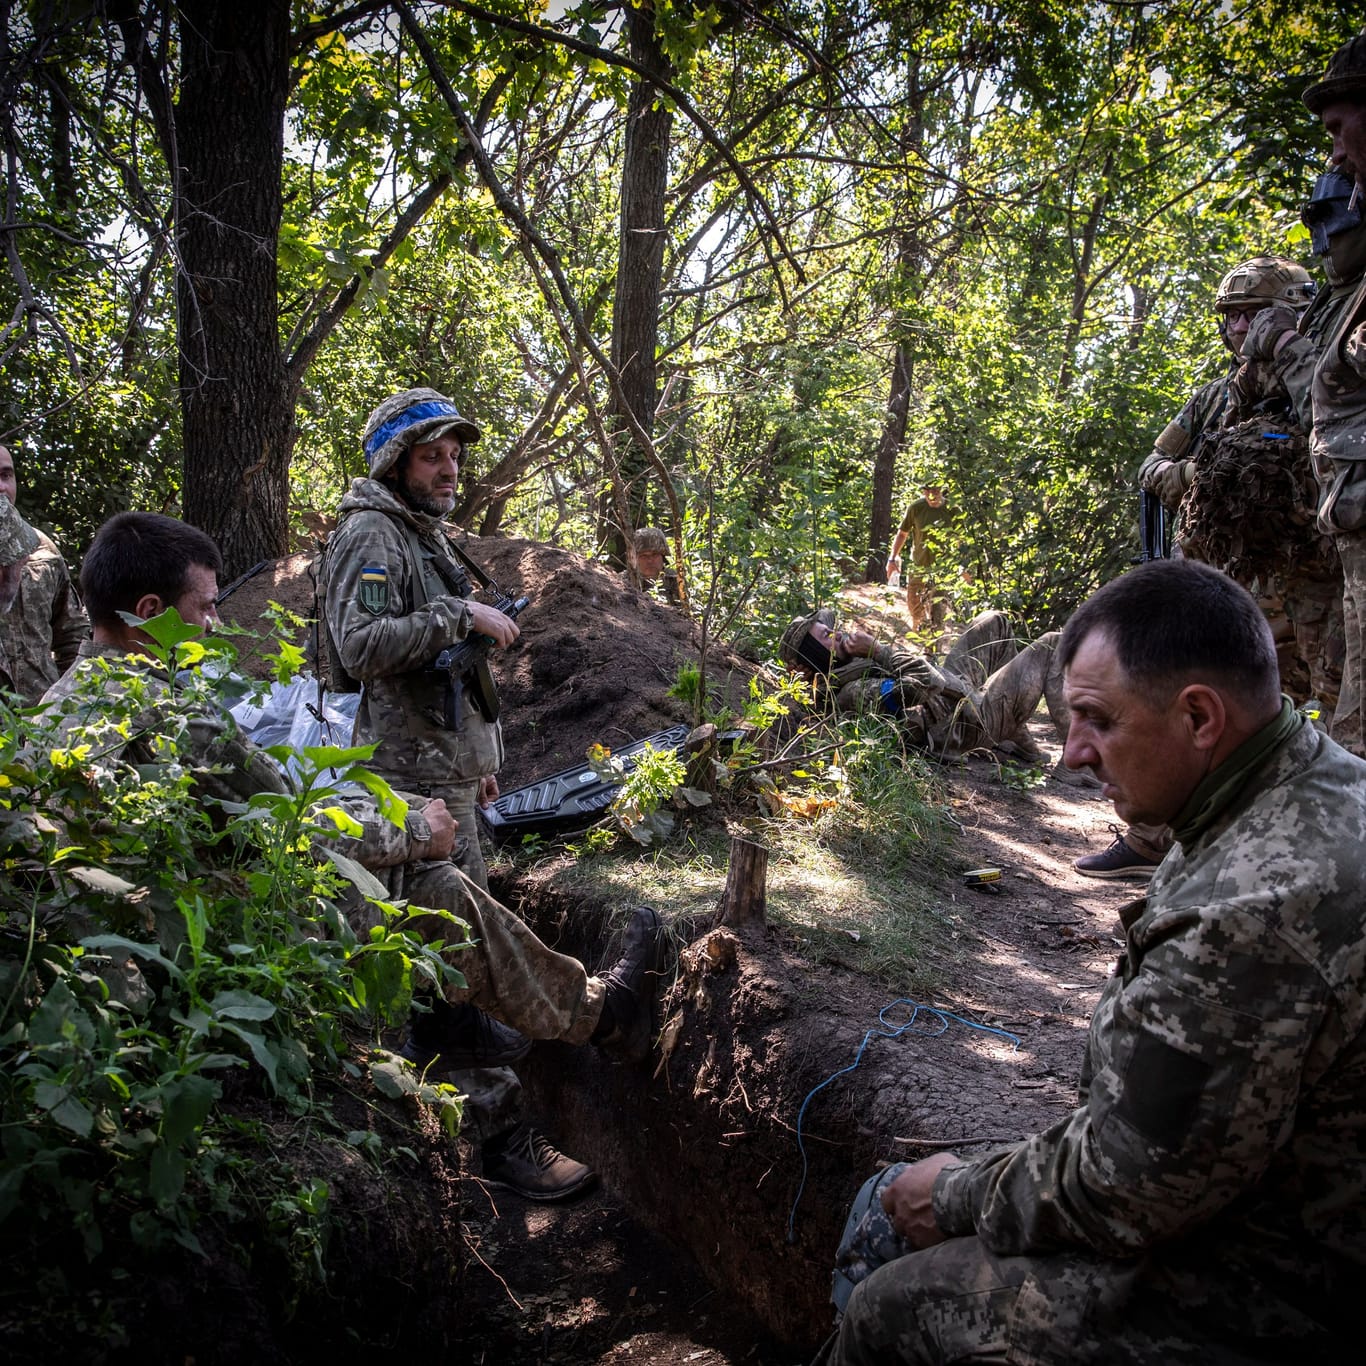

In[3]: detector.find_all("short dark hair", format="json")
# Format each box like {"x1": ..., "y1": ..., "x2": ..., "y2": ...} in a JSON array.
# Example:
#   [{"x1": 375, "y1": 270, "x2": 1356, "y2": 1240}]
[
  {"x1": 81, "y1": 512, "x2": 222, "y2": 629},
  {"x1": 1060, "y1": 561, "x2": 1280, "y2": 711}
]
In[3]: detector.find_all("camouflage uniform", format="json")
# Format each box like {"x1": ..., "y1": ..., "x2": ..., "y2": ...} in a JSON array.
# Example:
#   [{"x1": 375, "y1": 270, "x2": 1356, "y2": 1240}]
[
  {"x1": 0, "y1": 529, "x2": 89, "y2": 702},
  {"x1": 791, "y1": 610, "x2": 1067, "y2": 759},
  {"x1": 323, "y1": 477, "x2": 504, "y2": 887},
  {"x1": 323, "y1": 475, "x2": 521, "y2": 1137},
  {"x1": 39, "y1": 643, "x2": 607, "y2": 1043},
  {"x1": 1307, "y1": 274, "x2": 1366, "y2": 755},
  {"x1": 816, "y1": 707, "x2": 1366, "y2": 1363}
]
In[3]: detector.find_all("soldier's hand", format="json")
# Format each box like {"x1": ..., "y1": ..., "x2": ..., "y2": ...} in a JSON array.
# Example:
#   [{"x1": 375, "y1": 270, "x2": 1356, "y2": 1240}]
[
  {"x1": 880, "y1": 1152, "x2": 961, "y2": 1249},
  {"x1": 1144, "y1": 459, "x2": 1190, "y2": 508},
  {"x1": 420, "y1": 799, "x2": 457, "y2": 861},
  {"x1": 467, "y1": 600, "x2": 521, "y2": 647},
  {"x1": 477, "y1": 775, "x2": 499, "y2": 809},
  {"x1": 834, "y1": 628, "x2": 877, "y2": 659},
  {"x1": 1241, "y1": 305, "x2": 1299, "y2": 361}
]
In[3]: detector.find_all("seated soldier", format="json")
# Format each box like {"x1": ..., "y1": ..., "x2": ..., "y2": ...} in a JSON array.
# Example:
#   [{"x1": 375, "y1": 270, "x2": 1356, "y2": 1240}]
[
  {"x1": 814, "y1": 561, "x2": 1366, "y2": 1365},
  {"x1": 40, "y1": 513, "x2": 667, "y2": 1083},
  {"x1": 779, "y1": 607, "x2": 1068, "y2": 764}
]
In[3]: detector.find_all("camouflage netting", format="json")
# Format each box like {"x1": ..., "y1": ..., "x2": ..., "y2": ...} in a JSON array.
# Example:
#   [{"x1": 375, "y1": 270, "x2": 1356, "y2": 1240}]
[{"x1": 1179, "y1": 418, "x2": 1336, "y2": 582}]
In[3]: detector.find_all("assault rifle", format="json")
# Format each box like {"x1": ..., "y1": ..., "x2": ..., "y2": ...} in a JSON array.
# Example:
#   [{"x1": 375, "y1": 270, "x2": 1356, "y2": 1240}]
[
  {"x1": 1139, "y1": 490, "x2": 1170, "y2": 562},
  {"x1": 432, "y1": 592, "x2": 530, "y2": 730}
]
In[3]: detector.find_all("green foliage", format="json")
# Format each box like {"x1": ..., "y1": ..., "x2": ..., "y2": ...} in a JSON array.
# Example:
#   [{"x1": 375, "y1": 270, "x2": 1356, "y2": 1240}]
[
  {"x1": 0, "y1": 618, "x2": 460, "y2": 1328},
  {"x1": 584, "y1": 739, "x2": 711, "y2": 848}
]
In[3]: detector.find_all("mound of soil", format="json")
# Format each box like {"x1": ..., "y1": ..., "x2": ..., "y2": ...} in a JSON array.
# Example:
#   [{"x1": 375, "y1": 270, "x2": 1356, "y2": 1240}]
[{"x1": 220, "y1": 534, "x2": 761, "y2": 788}]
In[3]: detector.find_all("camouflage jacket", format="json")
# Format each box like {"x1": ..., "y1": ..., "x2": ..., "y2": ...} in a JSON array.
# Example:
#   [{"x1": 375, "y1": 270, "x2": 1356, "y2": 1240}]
[
  {"x1": 40, "y1": 641, "x2": 436, "y2": 878},
  {"x1": 1136, "y1": 369, "x2": 1233, "y2": 510},
  {"x1": 933, "y1": 711, "x2": 1366, "y2": 1343},
  {"x1": 323, "y1": 479, "x2": 503, "y2": 793},
  {"x1": 827, "y1": 644, "x2": 974, "y2": 749},
  {"x1": 0, "y1": 529, "x2": 88, "y2": 702}
]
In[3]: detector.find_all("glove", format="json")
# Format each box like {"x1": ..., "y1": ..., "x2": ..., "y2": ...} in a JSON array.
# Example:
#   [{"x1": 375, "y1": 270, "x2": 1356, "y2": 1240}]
[
  {"x1": 1146, "y1": 459, "x2": 1191, "y2": 507},
  {"x1": 1241, "y1": 306, "x2": 1299, "y2": 361}
]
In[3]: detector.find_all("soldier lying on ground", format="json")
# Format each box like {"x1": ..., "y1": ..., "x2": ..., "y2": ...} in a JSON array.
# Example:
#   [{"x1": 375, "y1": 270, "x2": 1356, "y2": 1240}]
[
  {"x1": 778, "y1": 607, "x2": 1069, "y2": 767},
  {"x1": 814, "y1": 560, "x2": 1366, "y2": 1365},
  {"x1": 39, "y1": 513, "x2": 667, "y2": 1113}
]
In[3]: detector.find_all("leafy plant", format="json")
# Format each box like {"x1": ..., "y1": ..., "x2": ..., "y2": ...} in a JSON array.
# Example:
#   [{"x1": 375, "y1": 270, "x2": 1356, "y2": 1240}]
[{"x1": 0, "y1": 613, "x2": 462, "y2": 1340}]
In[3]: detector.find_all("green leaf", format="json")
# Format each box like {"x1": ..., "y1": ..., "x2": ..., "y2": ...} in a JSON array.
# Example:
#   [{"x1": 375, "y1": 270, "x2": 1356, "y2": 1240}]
[
  {"x1": 34, "y1": 1083, "x2": 95, "y2": 1138},
  {"x1": 317, "y1": 845, "x2": 391, "y2": 901},
  {"x1": 208, "y1": 990, "x2": 276, "y2": 1023},
  {"x1": 160, "y1": 1073, "x2": 218, "y2": 1148}
]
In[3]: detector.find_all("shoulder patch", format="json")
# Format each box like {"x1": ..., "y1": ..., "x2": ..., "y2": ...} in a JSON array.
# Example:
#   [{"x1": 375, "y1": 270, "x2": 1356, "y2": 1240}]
[{"x1": 358, "y1": 564, "x2": 389, "y2": 616}]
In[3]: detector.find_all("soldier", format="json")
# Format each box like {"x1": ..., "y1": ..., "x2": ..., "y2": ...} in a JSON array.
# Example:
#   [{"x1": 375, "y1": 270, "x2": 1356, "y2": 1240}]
[
  {"x1": 0, "y1": 497, "x2": 41, "y2": 689},
  {"x1": 1077, "y1": 255, "x2": 1322, "y2": 880},
  {"x1": 629, "y1": 525, "x2": 680, "y2": 602},
  {"x1": 0, "y1": 444, "x2": 88, "y2": 701},
  {"x1": 779, "y1": 607, "x2": 1068, "y2": 765},
  {"x1": 1294, "y1": 34, "x2": 1366, "y2": 758},
  {"x1": 814, "y1": 560, "x2": 1366, "y2": 1365},
  {"x1": 323, "y1": 387, "x2": 590, "y2": 1201},
  {"x1": 41, "y1": 513, "x2": 667, "y2": 1087},
  {"x1": 886, "y1": 484, "x2": 951, "y2": 630}
]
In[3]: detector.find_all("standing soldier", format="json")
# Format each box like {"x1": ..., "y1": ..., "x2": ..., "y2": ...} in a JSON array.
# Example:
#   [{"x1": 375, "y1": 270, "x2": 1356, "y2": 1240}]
[
  {"x1": 1274, "y1": 34, "x2": 1366, "y2": 758},
  {"x1": 323, "y1": 387, "x2": 593, "y2": 1201},
  {"x1": 886, "y1": 484, "x2": 951, "y2": 630},
  {"x1": 1074, "y1": 255, "x2": 1320, "y2": 881},
  {"x1": 0, "y1": 445, "x2": 88, "y2": 701},
  {"x1": 0, "y1": 497, "x2": 42, "y2": 690}
]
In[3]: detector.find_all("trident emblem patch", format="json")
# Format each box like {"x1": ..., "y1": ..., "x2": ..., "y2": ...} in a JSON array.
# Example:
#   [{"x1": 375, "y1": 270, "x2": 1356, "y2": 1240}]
[{"x1": 359, "y1": 564, "x2": 389, "y2": 616}]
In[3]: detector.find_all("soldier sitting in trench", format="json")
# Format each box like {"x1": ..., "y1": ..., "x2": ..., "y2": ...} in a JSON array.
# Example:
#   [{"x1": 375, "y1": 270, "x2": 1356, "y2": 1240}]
[
  {"x1": 813, "y1": 560, "x2": 1366, "y2": 1365},
  {"x1": 779, "y1": 606, "x2": 1068, "y2": 765},
  {"x1": 39, "y1": 512, "x2": 668, "y2": 1077}
]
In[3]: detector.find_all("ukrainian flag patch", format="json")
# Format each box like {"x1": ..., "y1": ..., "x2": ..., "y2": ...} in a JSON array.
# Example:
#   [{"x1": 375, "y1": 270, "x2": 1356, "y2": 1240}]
[{"x1": 359, "y1": 564, "x2": 389, "y2": 616}]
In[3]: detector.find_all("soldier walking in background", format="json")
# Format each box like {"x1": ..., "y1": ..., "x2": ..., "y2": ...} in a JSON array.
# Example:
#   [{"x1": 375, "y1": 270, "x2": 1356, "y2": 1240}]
[{"x1": 886, "y1": 484, "x2": 951, "y2": 630}]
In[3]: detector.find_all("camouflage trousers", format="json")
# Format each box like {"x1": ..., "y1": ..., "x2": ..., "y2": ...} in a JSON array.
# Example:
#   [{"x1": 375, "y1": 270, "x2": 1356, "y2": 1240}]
[
  {"x1": 812, "y1": 1233, "x2": 1282, "y2": 1366},
  {"x1": 421, "y1": 778, "x2": 516, "y2": 1142},
  {"x1": 1283, "y1": 574, "x2": 1345, "y2": 731},
  {"x1": 1330, "y1": 533, "x2": 1366, "y2": 758},
  {"x1": 940, "y1": 611, "x2": 1019, "y2": 689},
  {"x1": 936, "y1": 630, "x2": 1067, "y2": 756}
]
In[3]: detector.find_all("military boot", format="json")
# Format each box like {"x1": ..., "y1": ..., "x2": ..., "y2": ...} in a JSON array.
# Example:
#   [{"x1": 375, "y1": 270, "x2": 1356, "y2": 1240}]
[
  {"x1": 480, "y1": 1122, "x2": 596, "y2": 1202},
  {"x1": 589, "y1": 906, "x2": 668, "y2": 1064},
  {"x1": 400, "y1": 1000, "x2": 532, "y2": 1071}
]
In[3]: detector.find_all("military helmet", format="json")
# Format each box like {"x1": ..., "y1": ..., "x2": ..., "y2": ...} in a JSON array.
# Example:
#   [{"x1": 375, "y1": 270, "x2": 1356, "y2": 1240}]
[
  {"x1": 1214, "y1": 256, "x2": 1317, "y2": 314},
  {"x1": 1303, "y1": 32, "x2": 1366, "y2": 114},
  {"x1": 779, "y1": 607, "x2": 835, "y2": 670},
  {"x1": 633, "y1": 526, "x2": 668, "y2": 557},
  {"x1": 362, "y1": 387, "x2": 481, "y2": 480}
]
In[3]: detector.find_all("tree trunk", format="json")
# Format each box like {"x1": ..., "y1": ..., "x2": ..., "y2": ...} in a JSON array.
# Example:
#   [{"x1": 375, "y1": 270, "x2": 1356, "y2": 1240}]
[
  {"x1": 864, "y1": 58, "x2": 926, "y2": 582},
  {"x1": 603, "y1": 1, "x2": 673, "y2": 561},
  {"x1": 866, "y1": 339, "x2": 914, "y2": 581},
  {"x1": 174, "y1": 0, "x2": 293, "y2": 576}
]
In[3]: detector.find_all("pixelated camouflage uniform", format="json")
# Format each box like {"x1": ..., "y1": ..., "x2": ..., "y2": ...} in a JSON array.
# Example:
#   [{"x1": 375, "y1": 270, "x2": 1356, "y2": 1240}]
[
  {"x1": 820, "y1": 611, "x2": 1067, "y2": 759},
  {"x1": 0, "y1": 530, "x2": 88, "y2": 703},
  {"x1": 816, "y1": 705, "x2": 1366, "y2": 1364},
  {"x1": 322, "y1": 476, "x2": 522, "y2": 1136},
  {"x1": 40, "y1": 643, "x2": 606, "y2": 1044}
]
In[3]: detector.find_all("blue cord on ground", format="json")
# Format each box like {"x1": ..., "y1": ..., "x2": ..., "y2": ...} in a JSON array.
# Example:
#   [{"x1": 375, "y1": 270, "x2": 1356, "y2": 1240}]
[{"x1": 786, "y1": 999, "x2": 1021, "y2": 1243}]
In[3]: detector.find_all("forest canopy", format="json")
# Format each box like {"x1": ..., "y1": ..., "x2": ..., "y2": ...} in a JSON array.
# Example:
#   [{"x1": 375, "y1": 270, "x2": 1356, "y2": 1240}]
[{"x1": 1, "y1": 0, "x2": 1357, "y2": 637}]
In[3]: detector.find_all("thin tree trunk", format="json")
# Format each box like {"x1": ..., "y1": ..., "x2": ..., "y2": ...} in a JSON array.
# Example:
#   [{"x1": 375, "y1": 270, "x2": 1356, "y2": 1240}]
[{"x1": 603, "y1": 0, "x2": 672, "y2": 560}]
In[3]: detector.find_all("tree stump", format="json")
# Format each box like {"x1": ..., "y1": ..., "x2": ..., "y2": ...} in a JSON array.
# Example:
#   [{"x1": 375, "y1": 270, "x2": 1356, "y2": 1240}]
[{"x1": 719, "y1": 835, "x2": 768, "y2": 926}]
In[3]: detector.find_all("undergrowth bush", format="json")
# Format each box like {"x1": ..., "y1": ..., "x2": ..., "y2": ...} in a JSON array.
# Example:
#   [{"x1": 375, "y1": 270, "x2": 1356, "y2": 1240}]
[{"x1": 0, "y1": 614, "x2": 462, "y2": 1342}]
